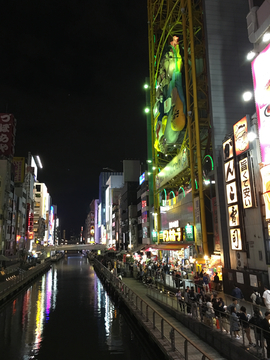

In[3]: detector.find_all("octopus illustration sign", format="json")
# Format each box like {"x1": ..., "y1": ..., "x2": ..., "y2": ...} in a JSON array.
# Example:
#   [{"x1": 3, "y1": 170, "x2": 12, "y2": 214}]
[
  {"x1": 153, "y1": 36, "x2": 186, "y2": 153},
  {"x1": 252, "y1": 43, "x2": 270, "y2": 164}
]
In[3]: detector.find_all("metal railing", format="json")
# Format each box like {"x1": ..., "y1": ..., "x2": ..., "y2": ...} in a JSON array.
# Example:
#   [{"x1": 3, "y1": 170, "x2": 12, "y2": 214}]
[
  {"x1": 132, "y1": 267, "x2": 267, "y2": 316},
  {"x1": 147, "y1": 286, "x2": 269, "y2": 359},
  {"x1": 0, "y1": 262, "x2": 51, "y2": 301},
  {"x1": 94, "y1": 259, "x2": 215, "y2": 360}
]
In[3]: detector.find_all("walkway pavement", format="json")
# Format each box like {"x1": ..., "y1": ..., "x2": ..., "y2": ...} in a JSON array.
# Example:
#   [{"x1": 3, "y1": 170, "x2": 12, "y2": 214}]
[{"x1": 122, "y1": 276, "x2": 228, "y2": 360}]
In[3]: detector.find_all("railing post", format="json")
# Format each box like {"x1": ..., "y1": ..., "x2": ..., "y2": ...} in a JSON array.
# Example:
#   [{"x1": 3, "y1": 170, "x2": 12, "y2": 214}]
[
  {"x1": 161, "y1": 318, "x2": 164, "y2": 339},
  {"x1": 170, "y1": 328, "x2": 175, "y2": 351},
  {"x1": 184, "y1": 339, "x2": 188, "y2": 359}
]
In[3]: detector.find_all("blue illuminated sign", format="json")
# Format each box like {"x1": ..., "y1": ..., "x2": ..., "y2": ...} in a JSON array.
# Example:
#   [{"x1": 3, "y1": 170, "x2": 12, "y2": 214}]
[{"x1": 139, "y1": 172, "x2": 145, "y2": 185}]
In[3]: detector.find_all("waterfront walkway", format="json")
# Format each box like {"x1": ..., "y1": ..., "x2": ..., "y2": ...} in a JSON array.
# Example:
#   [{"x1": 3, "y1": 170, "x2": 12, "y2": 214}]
[
  {"x1": 122, "y1": 276, "x2": 225, "y2": 360},
  {"x1": 121, "y1": 276, "x2": 259, "y2": 360}
]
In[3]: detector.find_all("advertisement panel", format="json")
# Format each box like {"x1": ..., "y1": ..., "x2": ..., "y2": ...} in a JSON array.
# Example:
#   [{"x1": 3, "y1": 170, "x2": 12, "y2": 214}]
[
  {"x1": 13, "y1": 157, "x2": 25, "y2": 183},
  {"x1": 233, "y1": 117, "x2": 249, "y2": 156},
  {"x1": 0, "y1": 113, "x2": 16, "y2": 157},
  {"x1": 260, "y1": 164, "x2": 270, "y2": 221},
  {"x1": 252, "y1": 43, "x2": 270, "y2": 163},
  {"x1": 239, "y1": 157, "x2": 252, "y2": 208},
  {"x1": 156, "y1": 147, "x2": 188, "y2": 189}
]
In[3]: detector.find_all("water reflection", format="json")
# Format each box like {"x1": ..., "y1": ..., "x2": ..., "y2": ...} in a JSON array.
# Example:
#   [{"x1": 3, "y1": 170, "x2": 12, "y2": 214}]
[{"x1": 0, "y1": 255, "x2": 151, "y2": 360}]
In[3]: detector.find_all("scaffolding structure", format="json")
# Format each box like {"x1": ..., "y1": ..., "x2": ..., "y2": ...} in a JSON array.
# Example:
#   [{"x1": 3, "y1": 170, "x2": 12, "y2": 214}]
[{"x1": 147, "y1": 0, "x2": 211, "y2": 255}]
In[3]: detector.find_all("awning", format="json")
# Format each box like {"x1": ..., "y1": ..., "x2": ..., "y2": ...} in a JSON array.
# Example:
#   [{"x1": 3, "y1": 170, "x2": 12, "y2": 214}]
[
  {"x1": 148, "y1": 242, "x2": 194, "y2": 251},
  {"x1": 131, "y1": 245, "x2": 146, "y2": 253}
]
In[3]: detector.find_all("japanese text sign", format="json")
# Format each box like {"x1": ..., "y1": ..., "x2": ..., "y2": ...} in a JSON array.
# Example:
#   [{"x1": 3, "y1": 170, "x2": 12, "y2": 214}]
[
  {"x1": 228, "y1": 204, "x2": 240, "y2": 227},
  {"x1": 239, "y1": 157, "x2": 253, "y2": 208},
  {"x1": 224, "y1": 159, "x2": 236, "y2": 183},
  {"x1": 230, "y1": 228, "x2": 242, "y2": 250},
  {"x1": 226, "y1": 181, "x2": 238, "y2": 205},
  {"x1": 223, "y1": 138, "x2": 234, "y2": 161},
  {"x1": 0, "y1": 113, "x2": 16, "y2": 157}
]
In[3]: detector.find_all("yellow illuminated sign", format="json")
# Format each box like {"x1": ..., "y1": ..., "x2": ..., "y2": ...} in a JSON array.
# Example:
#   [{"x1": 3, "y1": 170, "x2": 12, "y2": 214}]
[{"x1": 163, "y1": 228, "x2": 182, "y2": 242}]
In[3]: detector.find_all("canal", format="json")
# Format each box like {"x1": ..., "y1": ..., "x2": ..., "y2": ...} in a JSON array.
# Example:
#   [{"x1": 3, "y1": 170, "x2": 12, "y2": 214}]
[{"x1": 0, "y1": 254, "x2": 154, "y2": 360}]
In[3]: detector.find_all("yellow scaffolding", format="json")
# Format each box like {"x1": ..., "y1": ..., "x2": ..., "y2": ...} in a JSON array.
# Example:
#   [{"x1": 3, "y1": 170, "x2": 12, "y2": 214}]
[{"x1": 147, "y1": 0, "x2": 211, "y2": 255}]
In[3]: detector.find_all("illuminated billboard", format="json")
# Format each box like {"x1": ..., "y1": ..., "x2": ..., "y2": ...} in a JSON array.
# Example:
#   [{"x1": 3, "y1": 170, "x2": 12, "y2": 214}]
[
  {"x1": 261, "y1": 164, "x2": 270, "y2": 221},
  {"x1": 233, "y1": 117, "x2": 249, "y2": 156},
  {"x1": 153, "y1": 36, "x2": 186, "y2": 153},
  {"x1": 252, "y1": 43, "x2": 270, "y2": 163},
  {"x1": 139, "y1": 172, "x2": 145, "y2": 185}
]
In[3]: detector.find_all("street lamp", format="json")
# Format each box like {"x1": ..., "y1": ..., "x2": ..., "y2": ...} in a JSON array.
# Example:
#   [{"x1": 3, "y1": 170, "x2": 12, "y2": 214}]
[{"x1": 242, "y1": 91, "x2": 253, "y2": 102}]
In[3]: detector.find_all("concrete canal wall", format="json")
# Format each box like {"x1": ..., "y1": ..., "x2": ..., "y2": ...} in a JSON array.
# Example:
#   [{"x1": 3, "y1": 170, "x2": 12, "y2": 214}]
[{"x1": 0, "y1": 261, "x2": 51, "y2": 306}]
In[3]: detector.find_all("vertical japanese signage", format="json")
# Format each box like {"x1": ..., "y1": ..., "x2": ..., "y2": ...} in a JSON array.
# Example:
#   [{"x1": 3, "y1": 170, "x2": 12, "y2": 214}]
[
  {"x1": 233, "y1": 117, "x2": 249, "y2": 156},
  {"x1": 252, "y1": 43, "x2": 270, "y2": 164},
  {"x1": 0, "y1": 113, "x2": 16, "y2": 157},
  {"x1": 13, "y1": 157, "x2": 25, "y2": 183},
  {"x1": 239, "y1": 157, "x2": 252, "y2": 208},
  {"x1": 223, "y1": 137, "x2": 242, "y2": 250}
]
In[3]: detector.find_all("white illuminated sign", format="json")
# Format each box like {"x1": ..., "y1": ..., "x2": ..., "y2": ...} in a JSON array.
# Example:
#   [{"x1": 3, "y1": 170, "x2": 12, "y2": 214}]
[
  {"x1": 224, "y1": 159, "x2": 236, "y2": 183},
  {"x1": 239, "y1": 157, "x2": 252, "y2": 209},
  {"x1": 169, "y1": 220, "x2": 180, "y2": 229},
  {"x1": 226, "y1": 181, "x2": 238, "y2": 204},
  {"x1": 223, "y1": 138, "x2": 234, "y2": 161},
  {"x1": 163, "y1": 228, "x2": 182, "y2": 242},
  {"x1": 230, "y1": 228, "x2": 242, "y2": 250},
  {"x1": 228, "y1": 205, "x2": 240, "y2": 227}
]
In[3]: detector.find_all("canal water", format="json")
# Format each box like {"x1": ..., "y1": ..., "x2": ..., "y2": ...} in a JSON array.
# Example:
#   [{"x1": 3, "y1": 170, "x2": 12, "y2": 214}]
[{"x1": 0, "y1": 254, "x2": 153, "y2": 360}]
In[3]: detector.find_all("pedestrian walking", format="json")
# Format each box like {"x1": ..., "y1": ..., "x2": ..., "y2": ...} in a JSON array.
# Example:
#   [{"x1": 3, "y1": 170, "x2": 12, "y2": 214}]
[
  {"x1": 231, "y1": 284, "x2": 244, "y2": 300},
  {"x1": 213, "y1": 272, "x2": 220, "y2": 291},
  {"x1": 249, "y1": 307, "x2": 263, "y2": 348},
  {"x1": 263, "y1": 286, "x2": 270, "y2": 310},
  {"x1": 230, "y1": 306, "x2": 240, "y2": 339}
]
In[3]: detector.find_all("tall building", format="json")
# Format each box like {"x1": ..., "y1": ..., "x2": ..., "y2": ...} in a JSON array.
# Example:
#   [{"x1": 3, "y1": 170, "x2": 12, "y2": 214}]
[{"x1": 146, "y1": 0, "x2": 265, "y2": 293}]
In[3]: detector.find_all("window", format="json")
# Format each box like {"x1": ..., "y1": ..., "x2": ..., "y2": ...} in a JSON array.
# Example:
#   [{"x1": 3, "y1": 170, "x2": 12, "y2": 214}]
[{"x1": 36, "y1": 185, "x2": 41, "y2": 192}]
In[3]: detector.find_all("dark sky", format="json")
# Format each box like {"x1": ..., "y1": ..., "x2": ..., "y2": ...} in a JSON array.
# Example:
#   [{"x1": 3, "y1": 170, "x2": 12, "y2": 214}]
[{"x1": 0, "y1": 1, "x2": 149, "y2": 236}]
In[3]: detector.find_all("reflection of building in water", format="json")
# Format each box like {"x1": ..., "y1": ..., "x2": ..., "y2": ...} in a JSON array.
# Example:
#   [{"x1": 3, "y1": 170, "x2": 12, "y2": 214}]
[{"x1": 24, "y1": 268, "x2": 57, "y2": 350}]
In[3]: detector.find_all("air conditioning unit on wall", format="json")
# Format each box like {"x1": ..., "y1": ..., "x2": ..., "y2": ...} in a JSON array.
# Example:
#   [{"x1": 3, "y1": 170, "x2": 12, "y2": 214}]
[{"x1": 236, "y1": 252, "x2": 247, "y2": 269}]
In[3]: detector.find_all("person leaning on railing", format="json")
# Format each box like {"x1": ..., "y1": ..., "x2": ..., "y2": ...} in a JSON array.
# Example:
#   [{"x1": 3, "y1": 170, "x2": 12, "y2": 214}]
[
  {"x1": 261, "y1": 311, "x2": 270, "y2": 360},
  {"x1": 238, "y1": 306, "x2": 255, "y2": 346},
  {"x1": 249, "y1": 307, "x2": 263, "y2": 348}
]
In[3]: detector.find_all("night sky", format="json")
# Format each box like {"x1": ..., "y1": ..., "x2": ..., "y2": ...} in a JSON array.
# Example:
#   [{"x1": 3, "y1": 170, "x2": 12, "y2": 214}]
[{"x1": 0, "y1": 1, "x2": 149, "y2": 236}]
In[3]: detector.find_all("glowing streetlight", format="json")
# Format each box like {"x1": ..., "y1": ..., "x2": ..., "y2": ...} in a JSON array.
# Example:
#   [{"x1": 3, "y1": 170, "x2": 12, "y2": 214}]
[
  {"x1": 144, "y1": 84, "x2": 149, "y2": 89},
  {"x1": 242, "y1": 91, "x2": 253, "y2": 102},
  {"x1": 144, "y1": 107, "x2": 150, "y2": 113},
  {"x1": 263, "y1": 32, "x2": 270, "y2": 43},
  {"x1": 247, "y1": 51, "x2": 256, "y2": 60}
]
